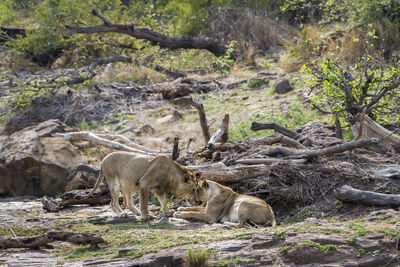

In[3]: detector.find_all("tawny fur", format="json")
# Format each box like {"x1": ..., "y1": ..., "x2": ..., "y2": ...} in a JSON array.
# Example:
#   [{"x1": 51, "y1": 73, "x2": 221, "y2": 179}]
[
  {"x1": 174, "y1": 179, "x2": 276, "y2": 227},
  {"x1": 85, "y1": 152, "x2": 198, "y2": 219}
]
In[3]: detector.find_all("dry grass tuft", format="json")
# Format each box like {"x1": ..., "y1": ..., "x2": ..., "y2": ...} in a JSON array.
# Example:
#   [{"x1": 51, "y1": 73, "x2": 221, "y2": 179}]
[
  {"x1": 96, "y1": 63, "x2": 167, "y2": 84},
  {"x1": 208, "y1": 8, "x2": 295, "y2": 62}
]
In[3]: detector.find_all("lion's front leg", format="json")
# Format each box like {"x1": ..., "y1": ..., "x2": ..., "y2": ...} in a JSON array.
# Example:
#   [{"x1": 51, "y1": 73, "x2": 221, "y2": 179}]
[
  {"x1": 177, "y1": 206, "x2": 206, "y2": 212},
  {"x1": 173, "y1": 210, "x2": 217, "y2": 224},
  {"x1": 139, "y1": 187, "x2": 151, "y2": 220},
  {"x1": 153, "y1": 191, "x2": 173, "y2": 216}
]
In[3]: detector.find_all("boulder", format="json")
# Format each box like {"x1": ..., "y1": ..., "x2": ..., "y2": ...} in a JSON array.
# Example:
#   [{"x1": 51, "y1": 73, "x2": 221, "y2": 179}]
[
  {"x1": 274, "y1": 78, "x2": 293, "y2": 94},
  {"x1": 0, "y1": 119, "x2": 85, "y2": 197}
]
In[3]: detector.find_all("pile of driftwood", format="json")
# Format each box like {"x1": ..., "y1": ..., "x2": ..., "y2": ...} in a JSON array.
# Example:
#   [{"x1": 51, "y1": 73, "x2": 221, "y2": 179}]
[{"x1": 44, "y1": 101, "x2": 400, "y2": 214}]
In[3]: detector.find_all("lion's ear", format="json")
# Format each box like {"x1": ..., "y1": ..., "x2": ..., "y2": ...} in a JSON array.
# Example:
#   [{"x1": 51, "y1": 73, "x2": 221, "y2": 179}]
[{"x1": 200, "y1": 180, "x2": 209, "y2": 188}]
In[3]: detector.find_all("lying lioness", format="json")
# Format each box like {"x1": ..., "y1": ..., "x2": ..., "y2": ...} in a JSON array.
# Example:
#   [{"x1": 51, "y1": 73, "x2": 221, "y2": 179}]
[
  {"x1": 174, "y1": 179, "x2": 276, "y2": 227},
  {"x1": 85, "y1": 152, "x2": 198, "y2": 220}
]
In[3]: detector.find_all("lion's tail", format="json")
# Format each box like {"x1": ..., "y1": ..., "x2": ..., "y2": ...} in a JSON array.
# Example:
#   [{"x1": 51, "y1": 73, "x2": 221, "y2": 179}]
[{"x1": 84, "y1": 169, "x2": 105, "y2": 199}]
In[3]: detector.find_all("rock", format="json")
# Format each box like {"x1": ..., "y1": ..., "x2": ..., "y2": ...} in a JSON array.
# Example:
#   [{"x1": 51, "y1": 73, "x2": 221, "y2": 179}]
[
  {"x1": 136, "y1": 124, "x2": 156, "y2": 136},
  {"x1": 252, "y1": 233, "x2": 277, "y2": 249},
  {"x1": 156, "y1": 110, "x2": 183, "y2": 125},
  {"x1": 357, "y1": 256, "x2": 386, "y2": 267},
  {"x1": 365, "y1": 209, "x2": 398, "y2": 222},
  {"x1": 373, "y1": 166, "x2": 400, "y2": 179},
  {"x1": 274, "y1": 78, "x2": 293, "y2": 94},
  {"x1": 161, "y1": 83, "x2": 193, "y2": 99},
  {"x1": 283, "y1": 245, "x2": 352, "y2": 265},
  {"x1": 354, "y1": 238, "x2": 381, "y2": 250},
  {"x1": 0, "y1": 119, "x2": 85, "y2": 197}
]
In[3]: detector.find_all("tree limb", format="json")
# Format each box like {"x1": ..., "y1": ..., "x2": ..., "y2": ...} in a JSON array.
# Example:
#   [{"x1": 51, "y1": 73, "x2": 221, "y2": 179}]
[
  {"x1": 287, "y1": 138, "x2": 380, "y2": 159},
  {"x1": 334, "y1": 185, "x2": 400, "y2": 207},
  {"x1": 53, "y1": 132, "x2": 167, "y2": 155},
  {"x1": 64, "y1": 9, "x2": 227, "y2": 57},
  {"x1": 251, "y1": 121, "x2": 299, "y2": 139},
  {"x1": 171, "y1": 97, "x2": 211, "y2": 145},
  {"x1": 246, "y1": 133, "x2": 306, "y2": 149}
]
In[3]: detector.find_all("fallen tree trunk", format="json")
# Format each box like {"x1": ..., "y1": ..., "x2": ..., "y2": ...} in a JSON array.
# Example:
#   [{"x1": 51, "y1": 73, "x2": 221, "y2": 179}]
[
  {"x1": 0, "y1": 231, "x2": 105, "y2": 249},
  {"x1": 64, "y1": 9, "x2": 227, "y2": 58},
  {"x1": 334, "y1": 185, "x2": 400, "y2": 207},
  {"x1": 186, "y1": 163, "x2": 272, "y2": 183}
]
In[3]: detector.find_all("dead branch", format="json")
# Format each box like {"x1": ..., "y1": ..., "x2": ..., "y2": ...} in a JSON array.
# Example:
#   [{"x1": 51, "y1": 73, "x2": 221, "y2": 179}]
[
  {"x1": 42, "y1": 186, "x2": 111, "y2": 212},
  {"x1": 251, "y1": 121, "x2": 299, "y2": 139},
  {"x1": 64, "y1": 9, "x2": 227, "y2": 57},
  {"x1": 334, "y1": 112, "x2": 343, "y2": 139},
  {"x1": 97, "y1": 133, "x2": 170, "y2": 153},
  {"x1": 0, "y1": 231, "x2": 104, "y2": 249},
  {"x1": 171, "y1": 97, "x2": 210, "y2": 145},
  {"x1": 235, "y1": 158, "x2": 306, "y2": 165},
  {"x1": 89, "y1": 55, "x2": 132, "y2": 70},
  {"x1": 334, "y1": 185, "x2": 400, "y2": 207},
  {"x1": 287, "y1": 138, "x2": 380, "y2": 159},
  {"x1": 53, "y1": 132, "x2": 165, "y2": 155},
  {"x1": 172, "y1": 137, "x2": 180, "y2": 160},
  {"x1": 246, "y1": 133, "x2": 306, "y2": 149},
  {"x1": 207, "y1": 114, "x2": 229, "y2": 149}
]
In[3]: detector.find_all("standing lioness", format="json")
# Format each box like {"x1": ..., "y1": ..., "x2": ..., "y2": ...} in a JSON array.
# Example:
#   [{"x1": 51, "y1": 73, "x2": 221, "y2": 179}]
[
  {"x1": 174, "y1": 179, "x2": 276, "y2": 227},
  {"x1": 85, "y1": 152, "x2": 198, "y2": 220}
]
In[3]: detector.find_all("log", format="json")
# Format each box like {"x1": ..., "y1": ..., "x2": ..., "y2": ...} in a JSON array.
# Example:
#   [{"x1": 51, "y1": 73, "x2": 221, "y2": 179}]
[
  {"x1": 186, "y1": 163, "x2": 272, "y2": 183},
  {"x1": 207, "y1": 114, "x2": 229, "y2": 149},
  {"x1": 64, "y1": 9, "x2": 227, "y2": 58},
  {"x1": 334, "y1": 185, "x2": 400, "y2": 207},
  {"x1": 171, "y1": 97, "x2": 211, "y2": 145},
  {"x1": 251, "y1": 121, "x2": 299, "y2": 139},
  {"x1": 42, "y1": 186, "x2": 111, "y2": 212},
  {"x1": 0, "y1": 231, "x2": 105, "y2": 249}
]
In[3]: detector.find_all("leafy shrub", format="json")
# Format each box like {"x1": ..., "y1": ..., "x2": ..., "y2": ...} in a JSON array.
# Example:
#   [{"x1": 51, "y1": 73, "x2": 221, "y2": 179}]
[
  {"x1": 303, "y1": 28, "x2": 400, "y2": 124},
  {"x1": 215, "y1": 40, "x2": 236, "y2": 74}
]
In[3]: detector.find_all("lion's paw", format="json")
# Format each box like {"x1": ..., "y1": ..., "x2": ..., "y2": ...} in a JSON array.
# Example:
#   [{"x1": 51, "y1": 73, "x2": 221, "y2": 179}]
[
  {"x1": 119, "y1": 212, "x2": 128, "y2": 218},
  {"x1": 162, "y1": 210, "x2": 174, "y2": 217},
  {"x1": 173, "y1": 211, "x2": 182, "y2": 218}
]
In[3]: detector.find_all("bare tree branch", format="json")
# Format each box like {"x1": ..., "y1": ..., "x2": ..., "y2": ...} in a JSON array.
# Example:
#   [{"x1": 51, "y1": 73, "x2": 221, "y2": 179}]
[
  {"x1": 171, "y1": 97, "x2": 211, "y2": 145},
  {"x1": 64, "y1": 9, "x2": 227, "y2": 57}
]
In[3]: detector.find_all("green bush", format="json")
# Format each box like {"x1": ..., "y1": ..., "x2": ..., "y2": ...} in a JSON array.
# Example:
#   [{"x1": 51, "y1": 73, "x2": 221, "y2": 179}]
[{"x1": 303, "y1": 28, "x2": 400, "y2": 124}]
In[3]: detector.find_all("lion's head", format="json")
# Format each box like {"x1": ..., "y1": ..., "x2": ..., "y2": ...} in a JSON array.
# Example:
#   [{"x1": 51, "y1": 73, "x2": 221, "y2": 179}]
[{"x1": 175, "y1": 171, "x2": 201, "y2": 204}]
